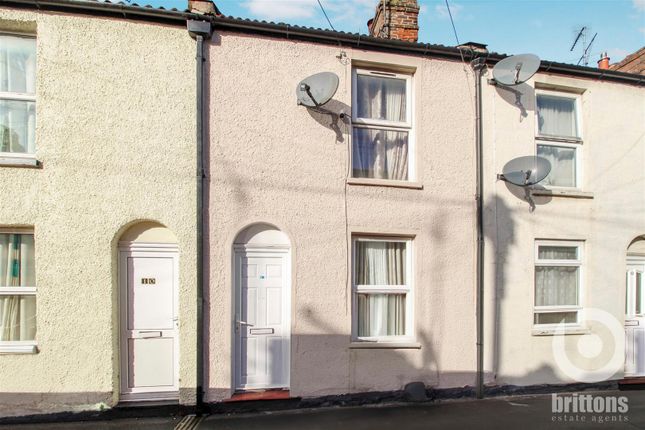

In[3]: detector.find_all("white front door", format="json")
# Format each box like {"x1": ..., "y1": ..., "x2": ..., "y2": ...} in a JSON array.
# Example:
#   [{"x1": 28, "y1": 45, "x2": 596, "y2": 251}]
[
  {"x1": 625, "y1": 258, "x2": 645, "y2": 377},
  {"x1": 234, "y1": 251, "x2": 290, "y2": 391},
  {"x1": 120, "y1": 246, "x2": 179, "y2": 400}
]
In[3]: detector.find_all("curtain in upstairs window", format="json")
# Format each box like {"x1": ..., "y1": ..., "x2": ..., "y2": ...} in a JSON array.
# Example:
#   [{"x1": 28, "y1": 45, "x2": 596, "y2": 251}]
[
  {"x1": 353, "y1": 74, "x2": 408, "y2": 180},
  {"x1": 356, "y1": 75, "x2": 406, "y2": 122},
  {"x1": 537, "y1": 95, "x2": 578, "y2": 138},
  {"x1": 0, "y1": 234, "x2": 36, "y2": 341},
  {"x1": 0, "y1": 35, "x2": 36, "y2": 154},
  {"x1": 352, "y1": 128, "x2": 409, "y2": 180}
]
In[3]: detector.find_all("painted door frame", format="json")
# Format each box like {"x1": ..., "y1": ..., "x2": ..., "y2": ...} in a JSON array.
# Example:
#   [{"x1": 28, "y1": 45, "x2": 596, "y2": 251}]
[
  {"x1": 118, "y1": 242, "x2": 180, "y2": 401},
  {"x1": 232, "y1": 244, "x2": 291, "y2": 392},
  {"x1": 626, "y1": 255, "x2": 645, "y2": 377}
]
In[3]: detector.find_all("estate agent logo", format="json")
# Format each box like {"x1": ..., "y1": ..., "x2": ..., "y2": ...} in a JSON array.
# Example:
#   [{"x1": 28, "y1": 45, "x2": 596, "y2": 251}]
[
  {"x1": 551, "y1": 307, "x2": 624, "y2": 383},
  {"x1": 552, "y1": 393, "x2": 629, "y2": 424}
]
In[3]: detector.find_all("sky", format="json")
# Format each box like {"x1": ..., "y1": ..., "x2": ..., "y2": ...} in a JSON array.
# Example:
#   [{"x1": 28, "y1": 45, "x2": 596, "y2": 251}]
[{"x1": 141, "y1": 0, "x2": 645, "y2": 65}]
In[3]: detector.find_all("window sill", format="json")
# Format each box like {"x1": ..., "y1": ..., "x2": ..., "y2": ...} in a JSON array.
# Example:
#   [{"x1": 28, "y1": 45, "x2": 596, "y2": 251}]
[
  {"x1": 536, "y1": 136, "x2": 583, "y2": 145},
  {"x1": 0, "y1": 156, "x2": 41, "y2": 169},
  {"x1": 531, "y1": 189, "x2": 594, "y2": 199},
  {"x1": 0, "y1": 343, "x2": 38, "y2": 354},
  {"x1": 531, "y1": 326, "x2": 590, "y2": 336},
  {"x1": 349, "y1": 341, "x2": 422, "y2": 349},
  {"x1": 346, "y1": 178, "x2": 423, "y2": 190}
]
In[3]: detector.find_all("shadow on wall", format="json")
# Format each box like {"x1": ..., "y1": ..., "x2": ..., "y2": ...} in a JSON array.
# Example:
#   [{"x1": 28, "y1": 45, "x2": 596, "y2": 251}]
[
  {"x1": 484, "y1": 194, "x2": 515, "y2": 383},
  {"x1": 305, "y1": 99, "x2": 351, "y2": 144},
  {"x1": 495, "y1": 82, "x2": 535, "y2": 121}
]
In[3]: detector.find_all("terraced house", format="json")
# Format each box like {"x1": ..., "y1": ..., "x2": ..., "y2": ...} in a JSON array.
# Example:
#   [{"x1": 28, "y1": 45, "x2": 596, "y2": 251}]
[{"x1": 0, "y1": 0, "x2": 643, "y2": 419}]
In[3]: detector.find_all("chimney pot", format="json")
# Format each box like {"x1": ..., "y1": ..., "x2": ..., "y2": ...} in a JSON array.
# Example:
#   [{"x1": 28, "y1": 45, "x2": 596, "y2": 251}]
[{"x1": 598, "y1": 51, "x2": 610, "y2": 70}]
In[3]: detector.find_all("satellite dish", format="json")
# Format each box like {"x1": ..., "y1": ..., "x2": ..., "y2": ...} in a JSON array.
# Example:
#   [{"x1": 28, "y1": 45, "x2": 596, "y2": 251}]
[
  {"x1": 498, "y1": 155, "x2": 551, "y2": 186},
  {"x1": 296, "y1": 72, "x2": 339, "y2": 107},
  {"x1": 492, "y1": 54, "x2": 541, "y2": 86}
]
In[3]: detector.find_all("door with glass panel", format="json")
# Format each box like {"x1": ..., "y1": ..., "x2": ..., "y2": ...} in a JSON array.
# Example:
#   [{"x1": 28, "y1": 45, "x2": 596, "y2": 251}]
[
  {"x1": 625, "y1": 258, "x2": 645, "y2": 377},
  {"x1": 119, "y1": 246, "x2": 179, "y2": 400},
  {"x1": 234, "y1": 250, "x2": 290, "y2": 391}
]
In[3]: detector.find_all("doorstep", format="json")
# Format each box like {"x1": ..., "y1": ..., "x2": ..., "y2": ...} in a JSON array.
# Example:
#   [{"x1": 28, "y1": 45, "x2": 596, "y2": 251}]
[
  {"x1": 225, "y1": 389, "x2": 292, "y2": 402},
  {"x1": 619, "y1": 377, "x2": 645, "y2": 389}
]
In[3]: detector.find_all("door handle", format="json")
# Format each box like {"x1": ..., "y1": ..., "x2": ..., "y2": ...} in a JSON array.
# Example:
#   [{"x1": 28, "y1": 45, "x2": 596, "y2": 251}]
[{"x1": 236, "y1": 320, "x2": 253, "y2": 326}]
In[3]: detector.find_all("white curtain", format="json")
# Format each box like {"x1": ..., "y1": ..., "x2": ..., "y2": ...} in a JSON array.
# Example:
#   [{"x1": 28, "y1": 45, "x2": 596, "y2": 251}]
[
  {"x1": 535, "y1": 246, "x2": 578, "y2": 308},
  {"x1": 357, "y1": 75, "x2": 406, "y2": 122},
  {"x1": 0, "y1": 35, "x2": 36, "y2": 154},
  {"x1": 537, "y1": 95, "x2": 578, "y2": 138},
  {"x1": 0, "y1": 234, "x2": 36, "y2": 341},
  {"x1": 358, "y1": 294, "x2": 406, "y2": 337},
  {"x1": 354, "y1": 74, "x2": 408, "y2": 180},
  {"x1": 538, "y1": 144, "x2": 576, "y2": 187},
  {"x1": 356, "y1": 241, "x2": 406, "y2": 337},
  {"x1": 353, "y1": 129, "x2": 408, "y2": 180}
]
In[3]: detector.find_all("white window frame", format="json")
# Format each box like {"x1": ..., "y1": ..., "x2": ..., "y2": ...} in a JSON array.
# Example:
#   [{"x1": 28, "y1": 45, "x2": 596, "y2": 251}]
[
  {"x1": 351, "y1": 236, "x2": 414, "y2": 343},
  {"x1": 533, "y1": 240, "x2": 584, "y2": 329},
  {"x1": 351, "y1": 68, "x2": 415, "y2": 181},
  {"x1": 0, "y1": 228, "x2": 37, "y2": 353},
  {"x1": 534, "y1": 89, "x2": 583, "y2": 190},
  {"x1": 0, "y1": 32, "x2": 37, "y2": 160}
]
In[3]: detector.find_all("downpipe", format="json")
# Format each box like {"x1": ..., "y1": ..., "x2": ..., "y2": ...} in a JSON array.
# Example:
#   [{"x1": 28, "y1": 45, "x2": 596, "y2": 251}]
[
  {"x1": 187, "y1": 19, "x2": 213, "y2": 415},
  {"x1": 472, "y1": 56, "x2": 486, "y2": 399}
]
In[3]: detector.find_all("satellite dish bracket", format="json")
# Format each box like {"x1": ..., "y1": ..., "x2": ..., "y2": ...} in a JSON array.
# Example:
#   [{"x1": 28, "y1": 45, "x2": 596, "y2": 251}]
[{"x1": 299, "y1": 83, "x2": 321, "y2": 107}]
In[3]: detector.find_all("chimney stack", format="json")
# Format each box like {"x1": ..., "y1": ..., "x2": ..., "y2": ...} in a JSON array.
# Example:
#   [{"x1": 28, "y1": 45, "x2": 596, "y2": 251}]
[
  {"x1": 368, "y1": 0, "x2": 420, "y2": 43},
  {"x1": 188, "y1": 0, "x2": 218, "y2": 15},
  {"x1": 598, "y1": 52, "x2": 610, "y2": 70}
]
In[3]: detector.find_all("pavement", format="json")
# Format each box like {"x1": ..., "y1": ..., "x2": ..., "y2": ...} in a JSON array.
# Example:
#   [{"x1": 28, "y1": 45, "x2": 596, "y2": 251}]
[{"x1": 3, "y1": 390, "x2": 645, "y2": 429}]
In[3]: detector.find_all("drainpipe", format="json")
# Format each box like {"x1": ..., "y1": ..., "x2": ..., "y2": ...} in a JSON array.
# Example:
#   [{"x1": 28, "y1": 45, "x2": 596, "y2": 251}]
[
  {"x1": 472, "y1": 56, "x2": 486, "y2": 399},
  {"x1": 187, "y1": 18, "x2": 212, "y2": 414}
]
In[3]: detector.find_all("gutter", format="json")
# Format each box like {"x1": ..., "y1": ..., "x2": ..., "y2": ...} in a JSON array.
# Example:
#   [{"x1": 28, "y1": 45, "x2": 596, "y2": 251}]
[
  {"x1": 187, "y1": 18, "x2": 213, "y2": 415},
  {"x1": 3, "y1": 0, "x2": 644, "y2": 86}
]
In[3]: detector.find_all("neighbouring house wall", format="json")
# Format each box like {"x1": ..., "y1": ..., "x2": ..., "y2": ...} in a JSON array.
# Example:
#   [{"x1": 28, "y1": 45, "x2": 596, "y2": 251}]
[
  {"x1": 482, "y1": 71, "x2": 645, "y2": 385},
  {"x1": 206, "y1": 32, "x2": 478, "y2": 400},
  {"x1": 0, "y1": 9, "x2": 196, "y2": 416}
]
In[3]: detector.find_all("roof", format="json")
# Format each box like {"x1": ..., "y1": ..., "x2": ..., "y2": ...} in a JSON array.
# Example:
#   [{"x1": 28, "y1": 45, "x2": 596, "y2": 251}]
[
  {"x1": 1, "y1": 0, "x2": 644, "y2": 86},
  {"x1": 610, "y1": 47, "x2": 645, "y2": 75}
]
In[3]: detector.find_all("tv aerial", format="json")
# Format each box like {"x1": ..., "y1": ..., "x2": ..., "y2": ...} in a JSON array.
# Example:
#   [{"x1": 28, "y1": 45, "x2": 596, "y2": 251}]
[
  {"x1": 296, "y1": 72, "x2": 339, "y2": 109},
  {"x1": 498, "y1": 155, "x2": 551, "y2": 186},
  {"x1": 490, "y1": 54, "x2": 541, "y2": 86}
]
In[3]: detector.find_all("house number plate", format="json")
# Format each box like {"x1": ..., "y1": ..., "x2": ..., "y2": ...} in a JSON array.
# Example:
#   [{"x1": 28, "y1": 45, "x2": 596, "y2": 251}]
[{"x1": 141, "y1": 278, "x2": 157, "y2": 285}]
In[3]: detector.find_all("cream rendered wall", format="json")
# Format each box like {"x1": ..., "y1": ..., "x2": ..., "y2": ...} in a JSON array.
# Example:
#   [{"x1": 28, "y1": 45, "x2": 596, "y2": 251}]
[
  {"x1": 482, "y1": 71, "x2": 645, "y2": 385},
  {"x1": 0, "y1": 9, "x2": 197, "y2": 416},
  {"x1": 206, "y1": 33, "x2": 477, "y2": 400}
]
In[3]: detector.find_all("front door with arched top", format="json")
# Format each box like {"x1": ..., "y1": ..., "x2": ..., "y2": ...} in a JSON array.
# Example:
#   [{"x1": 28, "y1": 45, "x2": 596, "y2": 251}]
[
  {"x1": 626, "y1": 237, "x2": 645, "y2": 377},
  {"x1": 118, "y1": 222, "x2": 179, "y2": 401},
  {"x1": 233, "y1": 224, "x2": 291, "y2": 391}
]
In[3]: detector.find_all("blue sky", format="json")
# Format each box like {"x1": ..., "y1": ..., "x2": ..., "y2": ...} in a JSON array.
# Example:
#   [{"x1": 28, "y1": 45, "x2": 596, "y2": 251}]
[{"x1": 143, "y1": 0, "x2": 645, "y2": 65}]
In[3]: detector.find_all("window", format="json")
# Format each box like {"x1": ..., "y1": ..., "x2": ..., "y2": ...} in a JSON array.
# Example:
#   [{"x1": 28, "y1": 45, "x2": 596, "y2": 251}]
[
  {"x1": 0, "y1": 230, "x2": 36, "y2": 353},
  {"x1": 534, "y1": 241, "x2": 583, "y2": 326},
  {"x1": 352, "y1": 236, "x2": 413, "y2": 342},
  {"x1": 0, "y1": 34, "x2": 36, "y2": 156},
  {"x1": 351, "y1": 68, "x2": 412, "y2": 181},
  {"x1": 535, "y1": 90, "x2": 582, "y2": 188}
]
